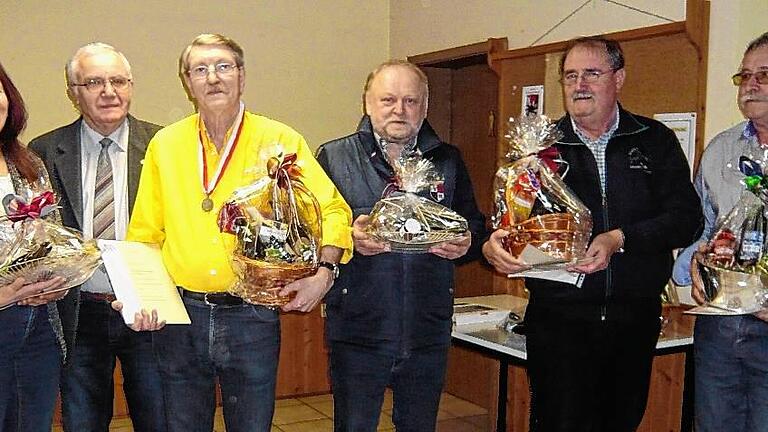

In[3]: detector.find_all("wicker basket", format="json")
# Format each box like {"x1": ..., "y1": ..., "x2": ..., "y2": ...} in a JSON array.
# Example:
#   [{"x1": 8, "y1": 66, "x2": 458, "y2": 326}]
[
  {"x1": 504, "y1": 213, "x2": 583, "y2": 261},
  {"x1": 230, "y1": 254, "x2": 317, "y2": 307}
]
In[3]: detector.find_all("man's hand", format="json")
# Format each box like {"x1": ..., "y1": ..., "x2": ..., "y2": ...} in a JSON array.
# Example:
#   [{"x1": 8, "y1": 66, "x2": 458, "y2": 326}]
[
  {"x1": 430, "y1": 233, "x2": 471, "y2": 260},
  {"x1": 482, "y1": 229, "x2": 531, "y2": 274},
  {"x1": 111, "y1": 301, "x2": 166, "y2": 331},
  {"x1": 352, "y1": 215, "x2": 389, "y2": 256},
  {"x1": 690, "y1": 243, "x2": 710, "y2": 305},
  {"x1": 2, "y1": 276, "x2": 66, "y2": 308},
  {"x1": 279, "y1": 268, "x2": 334, "y2": 313},
  {"x1": 567, "y1": 229, "x2": 624, "y2": 274}
]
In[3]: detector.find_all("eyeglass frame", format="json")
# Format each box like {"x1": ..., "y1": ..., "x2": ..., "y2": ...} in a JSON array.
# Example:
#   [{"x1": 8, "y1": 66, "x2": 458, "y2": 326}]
[
  {"x1": 69, "y1": 77, "x2": 132, "y2": 93},
  {"x1": 732, "y1": 70, "x2": 768, "y2": 86},
  {"x1": 185, "y1": 62, "x2": 240, "y2": 80},
  {"x1": 560, "y1": 68, "x2": 617, "y2": 86}
]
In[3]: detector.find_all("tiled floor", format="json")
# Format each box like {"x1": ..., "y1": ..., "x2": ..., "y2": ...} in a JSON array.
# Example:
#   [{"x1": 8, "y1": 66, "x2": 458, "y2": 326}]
[{"x1": 53, "y1": 391, "x2": 489, "y2": 431}]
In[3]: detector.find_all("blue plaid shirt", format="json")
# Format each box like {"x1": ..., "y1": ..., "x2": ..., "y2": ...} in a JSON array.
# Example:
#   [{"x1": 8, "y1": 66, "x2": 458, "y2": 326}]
[{"x1": 570, "y1": 105, "x2": 620, "y2": 194}]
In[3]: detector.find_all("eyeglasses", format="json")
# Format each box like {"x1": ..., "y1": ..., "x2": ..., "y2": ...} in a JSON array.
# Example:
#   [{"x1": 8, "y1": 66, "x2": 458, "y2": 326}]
[
  {"x1": 732, "y1": 70, "x2": 768, "y2": 86},
  {"x1": 187, "y1": 63, "x2": 239, "y2": 79},
  {"x1": 560, "y1": 69, "x2": 614, "y2": 86},
  {"x1": 71, "y1": 77, "x2": 132, "y2": 93}
]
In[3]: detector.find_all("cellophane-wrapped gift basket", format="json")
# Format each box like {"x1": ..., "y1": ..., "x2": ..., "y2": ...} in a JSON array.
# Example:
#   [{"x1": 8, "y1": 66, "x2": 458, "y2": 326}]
[
  {"x1": 0, "y1": 191, "x2": 101, "y2": 309},
  {"x1": 365, "y1": 153, "x2": 468, "y2": 253},
  {"x1": 218, "y1": 153, "x2": 320, "y2": 308},
  {"x1": 492, "y1": 114, "x2": 592, "y2": 269},
  {"x1": 696, "y1": 156, "x2": 768, "y2": 314}
]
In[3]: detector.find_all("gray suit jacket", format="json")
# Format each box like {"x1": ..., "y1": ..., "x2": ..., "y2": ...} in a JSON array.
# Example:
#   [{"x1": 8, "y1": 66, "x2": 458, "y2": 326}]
[
  {"x1": 28, "y1": 114, "x2": 161, "y2": 358},
  {"x1": 29, "y1": 115, "x2": 161, "y2": 230}
]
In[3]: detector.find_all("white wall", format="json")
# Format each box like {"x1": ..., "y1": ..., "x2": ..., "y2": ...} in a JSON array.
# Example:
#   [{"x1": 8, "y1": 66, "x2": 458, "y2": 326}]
[
  {"x1": 390, "y1": 0, "x2": 768, "y2": 144},
  {"x1": 0, "y1": 0, "x2": 389, "y2": 148},
  {"x1": 705, "y1": 0, "x2": 768, "y2": 142},
  {"x1": 390, "y1": 0, "x2": 685, "y2": 58}
]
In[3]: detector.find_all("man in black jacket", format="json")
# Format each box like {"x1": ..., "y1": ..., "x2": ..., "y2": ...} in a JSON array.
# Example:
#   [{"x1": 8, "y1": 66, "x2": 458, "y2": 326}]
[
  {"x1": 483, "y1": 36, "x2": 702, "y2": 431},
  {"x1": 316, "y1": 60, "x2": 486, "y2": 432}
]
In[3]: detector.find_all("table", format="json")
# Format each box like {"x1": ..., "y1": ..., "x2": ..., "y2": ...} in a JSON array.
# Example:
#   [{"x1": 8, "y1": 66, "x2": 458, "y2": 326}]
[{"x1": 451, "y1": 295, "x2": 694, "y2": 432}]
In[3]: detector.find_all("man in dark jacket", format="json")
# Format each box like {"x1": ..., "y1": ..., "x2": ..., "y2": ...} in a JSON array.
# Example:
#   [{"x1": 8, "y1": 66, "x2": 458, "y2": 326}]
[
  {"x1": 483, "y1": 36, "x2": 702, "y2": 431},
  {"x1": 316, "y1": 60, "x2": 486, "y2": 432}
]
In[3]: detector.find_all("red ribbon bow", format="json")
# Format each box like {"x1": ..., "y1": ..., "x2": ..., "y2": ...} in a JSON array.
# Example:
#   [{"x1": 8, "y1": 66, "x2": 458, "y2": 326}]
[
  {"x1": 268, "y1": 153, "x2": 302, "y2": 189},
  {"x1": 537, "y1": 147, "x2": 560, "y2": 172},
  {"x1": 7, "y1": 191, "x2": 56, "y2": 222}
]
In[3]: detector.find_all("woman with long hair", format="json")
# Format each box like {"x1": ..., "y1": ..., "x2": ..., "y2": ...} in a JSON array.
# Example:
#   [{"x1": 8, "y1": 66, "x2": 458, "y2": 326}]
[{"x1": 0, "y1": 60, "x2": 70, "y2": 432}]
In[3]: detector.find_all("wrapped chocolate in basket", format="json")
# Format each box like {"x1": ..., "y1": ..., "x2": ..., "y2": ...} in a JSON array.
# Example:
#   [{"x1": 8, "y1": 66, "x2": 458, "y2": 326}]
[
  {"x1": 365, "y1": 153, "x2": 468, "y2": 253},
  {"x1": 492, "y1": 114, "x2": 592, "y2": 268},
  {"x1": 695, "y1": 156, "x2": 768, "y2": 314},
  {"x1": 218, "y1": 153, "x2": 320, "y2": 307},
  {"x1": 0, "y1": 191, "x2": 101, "y2": 309}
]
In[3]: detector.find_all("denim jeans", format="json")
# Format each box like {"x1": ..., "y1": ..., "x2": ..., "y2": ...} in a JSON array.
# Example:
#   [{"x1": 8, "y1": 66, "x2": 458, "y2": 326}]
[
  {"x1": 61, "y1": 299, "x2": 166, "y2": 432},
  {"x1": 0, "y1": 305, "x2": 61, "y2": 432},
  {"x1": 694, "y1": 315, "x2": 768, "y2": 432},
  {"x1": 152, "y1": 296, "x2": 280, "y2": 432},
  {"x1": 328, "y1": 341, "x2": 449, "y2": 432},
  {"x1": 525, "y1": 316, "x2": 661, "y2": 432}
]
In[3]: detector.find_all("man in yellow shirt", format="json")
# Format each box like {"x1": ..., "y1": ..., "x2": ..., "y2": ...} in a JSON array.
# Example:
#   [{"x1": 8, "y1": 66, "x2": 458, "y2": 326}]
[{"x1": 127, "y1": 33, "x2": 352, "y2": 432}]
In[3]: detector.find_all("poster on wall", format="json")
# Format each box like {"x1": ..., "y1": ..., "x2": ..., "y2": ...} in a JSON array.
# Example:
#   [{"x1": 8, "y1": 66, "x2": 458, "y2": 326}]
[
  {"x1": 522, "y1": 85, "x2": 544, "y2": 117},
  {"x1": 654, "y1": 112, "x2": 697, "y2": 178}
]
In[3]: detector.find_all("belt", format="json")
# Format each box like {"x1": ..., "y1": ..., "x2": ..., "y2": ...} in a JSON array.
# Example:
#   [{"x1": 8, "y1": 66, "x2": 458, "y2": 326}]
[
  {"x1": 80, "y1": 291, "x2": 116, "y2": 303},
  {"x1": 178, "y1": 288, "x2": 243, "y2": 306}
]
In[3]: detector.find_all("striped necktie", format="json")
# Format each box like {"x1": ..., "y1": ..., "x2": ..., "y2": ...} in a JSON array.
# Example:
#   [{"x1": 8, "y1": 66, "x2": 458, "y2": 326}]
[{"x1": 93, "y1": 137, "x2": 115, "y2": 239}]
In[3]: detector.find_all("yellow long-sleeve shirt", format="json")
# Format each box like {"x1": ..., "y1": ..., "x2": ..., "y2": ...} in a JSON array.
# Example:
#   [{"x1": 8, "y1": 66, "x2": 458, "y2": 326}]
[{"x1": 127, "y1": 111, "x2": 353, "y2": 293}]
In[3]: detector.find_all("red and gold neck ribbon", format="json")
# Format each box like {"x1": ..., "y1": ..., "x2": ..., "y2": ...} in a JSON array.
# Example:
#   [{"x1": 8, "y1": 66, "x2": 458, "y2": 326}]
[
  {"x1": 537, "y1": 147, "x2": 560, "y2": 172},
  {"x1": 6, "y1": 191, "x2": 57, "y2": 222},
  {"x1": 198, "y1": 102, "x2": 246, "y2": 198},
  {"x1": 267, "y1": 153, "x2": 302, "y2": 189}
]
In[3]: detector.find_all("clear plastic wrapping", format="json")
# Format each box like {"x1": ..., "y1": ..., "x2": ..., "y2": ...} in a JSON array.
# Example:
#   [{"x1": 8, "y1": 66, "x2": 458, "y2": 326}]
[
  {"x1": 218, "y1": 153, "x2": 320, "y2": 307},
  {"x1": 366, "y1": 154, "x2": 468, "y2": 253},
  {"x1": 492, "y1": 114, "x2": 592, "y2": 267}
]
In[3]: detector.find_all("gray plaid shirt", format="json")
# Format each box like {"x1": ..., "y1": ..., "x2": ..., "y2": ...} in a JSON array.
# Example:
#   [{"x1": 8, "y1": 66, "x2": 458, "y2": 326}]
[{"x1": 570, "y1": 105, "x2": 620, "y2": 194}]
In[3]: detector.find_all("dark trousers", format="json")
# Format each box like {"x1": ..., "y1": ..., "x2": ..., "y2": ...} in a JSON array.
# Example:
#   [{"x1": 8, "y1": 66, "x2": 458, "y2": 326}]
[
  {"x1": 525, "y1": 316, "x2": 661, "y2": 432},
  {"x1": 152, "y1": 296, "x2": 280, "y2": 432},
  {"x1": 0, "y1": 306, "x2": 61, "y2": 432},
  {"x1": 61, "y1": 299, "x2": 166, "y2": 432},
  {"x1": 328, "y1": 341, "x2": 449, "y2": 432}
]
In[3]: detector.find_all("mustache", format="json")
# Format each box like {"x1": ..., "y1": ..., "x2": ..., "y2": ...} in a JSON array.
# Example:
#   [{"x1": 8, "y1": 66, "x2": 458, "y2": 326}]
[
  {"x1": 740, "y1": 93, "x2": 768, "y2": 103},
  {"x1": 572, "y1": 91, "x2": 593, "y2": 100}
]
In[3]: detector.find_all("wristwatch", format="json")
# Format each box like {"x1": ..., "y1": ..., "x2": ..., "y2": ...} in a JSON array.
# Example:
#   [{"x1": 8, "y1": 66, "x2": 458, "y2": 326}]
[{"x1": 318, "y1": 261, "x2": 340, "y2": 280}]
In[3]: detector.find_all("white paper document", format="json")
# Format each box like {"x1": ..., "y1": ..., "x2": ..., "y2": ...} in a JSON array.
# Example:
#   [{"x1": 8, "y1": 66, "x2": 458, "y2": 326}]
[
  {"x1": 507, "y1": 244, "x2": 585, "y2": 287},
  {"x1": 98, "y1": 240, "x2": 191, "y2": 325}
]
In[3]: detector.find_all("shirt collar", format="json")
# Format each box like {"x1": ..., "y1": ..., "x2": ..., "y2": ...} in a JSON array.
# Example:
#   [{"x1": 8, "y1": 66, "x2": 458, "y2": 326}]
[
  {"x1": 373, "y1": 131, "x2": 419, "y2": 157},
  {"x1": 81, "y1": 118, "x2": 129, "y2": 152},
  {"x1": 570, "y1": 104, "x2": 620, "y2": 145},
  {"x1": 743, "y1": 120, "x2": 759, "y2": 141}
]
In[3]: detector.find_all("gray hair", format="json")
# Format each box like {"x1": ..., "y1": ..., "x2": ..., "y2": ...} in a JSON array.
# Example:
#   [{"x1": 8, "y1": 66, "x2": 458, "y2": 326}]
[
  {"x1": 746, "y1": 32, "x2": 768, "y2": 55},
  {"x1": 559, "y1": 36, "x2": 625, "y2": 76},
  {"x1": 179, "y1": 33, "x2": 244, "y2": 76},
  {"x1": 66, "y1": 42, "x2": 132, "y2": 85}
]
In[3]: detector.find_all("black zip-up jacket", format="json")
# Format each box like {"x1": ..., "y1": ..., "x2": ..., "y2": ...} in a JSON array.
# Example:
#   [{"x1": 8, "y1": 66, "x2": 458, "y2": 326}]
[
  {"x1": 525, "y1": 106, "x2": 703, "y2": 324},
  {"x1": 316, "y1": 116, "x2": 487, "y2": 353}
]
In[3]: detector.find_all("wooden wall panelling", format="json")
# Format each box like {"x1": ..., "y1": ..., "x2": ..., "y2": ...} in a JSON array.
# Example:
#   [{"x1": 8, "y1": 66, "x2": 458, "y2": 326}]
[{"x1": 276, "y1": 309, "x2": 330, "y2": 397}]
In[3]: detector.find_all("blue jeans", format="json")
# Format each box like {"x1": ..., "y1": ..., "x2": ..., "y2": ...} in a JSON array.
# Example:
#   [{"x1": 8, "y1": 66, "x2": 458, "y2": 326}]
[
  {"x1": 61, "y1": 299, "x2": 166, "y2": 432},
  {"x1": 328, "y1": 341, "x2": 449, "y2": 432},
  {"x1": 152, "y1": 296, "x2": 280, "y2": 432},
  {"x1": 0, "y1": 305, "x2": 61, "y2": 432},
  {"x1": 694, "y1": 315, "x2": 768, "y2": 432}
]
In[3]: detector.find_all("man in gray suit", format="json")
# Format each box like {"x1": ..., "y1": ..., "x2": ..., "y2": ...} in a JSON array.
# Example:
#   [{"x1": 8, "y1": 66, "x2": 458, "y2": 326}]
[{"x1": 29, "y1": 43, "x2": 166, "y2": 432}]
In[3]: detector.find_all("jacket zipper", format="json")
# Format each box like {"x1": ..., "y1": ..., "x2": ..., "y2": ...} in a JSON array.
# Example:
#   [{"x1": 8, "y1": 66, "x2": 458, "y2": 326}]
[{"x1": 601, "y1": 192, "x2": 610, "y2": 321}]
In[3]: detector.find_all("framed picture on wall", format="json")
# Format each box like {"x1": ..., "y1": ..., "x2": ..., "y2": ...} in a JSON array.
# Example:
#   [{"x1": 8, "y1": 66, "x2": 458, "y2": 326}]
[{"x1": 522, "y1": 85, "x2": 544, "y2": 117}]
